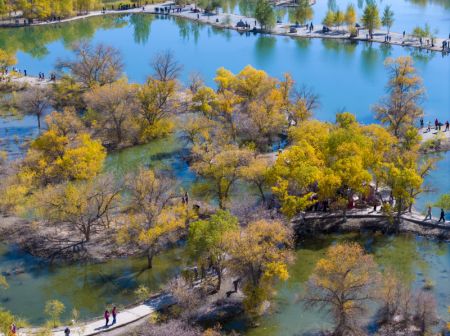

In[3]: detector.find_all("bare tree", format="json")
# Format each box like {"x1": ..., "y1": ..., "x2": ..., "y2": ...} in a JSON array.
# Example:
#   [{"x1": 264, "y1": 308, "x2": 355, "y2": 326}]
[
  {"x1": 84, "y1": 79, "x2": 137, "y2": 148},
  {"x1": 57, "y1": 41, "x2": 124, "y2": 87},
  {"x1": 293, "y1": 85, "x2": 320, "y2": 115},
  {"x1": 136, "y1": 319, "x2": 201, "y2": 336},
  {"x1": 413, "y1": 291, "x2": 439, "y2": 335},
  {"x1": 19, "y1": 86, "x2": 52, "y2": 130},
  {"x1": 166, "y1": 277, "x2": 203, "y2": 322},
  {"x1": 151, "y1": 50, "x2": 183, "y2": 82},
  {"x1": 188, "y1": 72, "x2": 204, "y2": 94},
  {"x1": 35, "y1": 174, "x2": 122, "y2": 242}
]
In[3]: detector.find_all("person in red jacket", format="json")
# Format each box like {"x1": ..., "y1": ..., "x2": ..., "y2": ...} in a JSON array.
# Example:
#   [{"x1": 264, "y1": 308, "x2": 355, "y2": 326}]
[{"x1": 104, "y1": 310, "x2": 110, "y2": 327}]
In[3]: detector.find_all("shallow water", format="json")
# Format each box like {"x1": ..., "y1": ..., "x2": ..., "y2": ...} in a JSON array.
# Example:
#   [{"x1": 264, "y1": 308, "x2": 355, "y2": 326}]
[
  {"x1": 0, "y1": 243, "x2": 187, "y2": 325},
  {"x1": 0, "y1": 233, "x2": 448, "y2": 332},
  {"x1": 227, "y1": 233, "x2": 450, "y2": 336}
]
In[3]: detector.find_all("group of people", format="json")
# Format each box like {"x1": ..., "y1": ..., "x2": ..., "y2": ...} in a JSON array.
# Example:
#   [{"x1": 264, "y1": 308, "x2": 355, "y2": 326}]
[
  {"x1": 7, "y1": 307, "x2": 118, "y2": 335},
  {"x1": 37, "y1": 72, "x2": 57, "y2": 81},
  {"x1": 0, "y1": 67, "x2": 27, "y2": 80},
  {"x1": 104, "y1": 306, "x2": 118, "y2": 327},
  {"x1": 420, "y1": 118, "x2": 450, "y2": 132},
  {"x1": 424, "y1": 206, "x2": 446, "y2": 223}
]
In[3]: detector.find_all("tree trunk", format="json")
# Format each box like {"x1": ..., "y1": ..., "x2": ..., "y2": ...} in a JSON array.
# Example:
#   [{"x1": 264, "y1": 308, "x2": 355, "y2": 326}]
[
  {"x1": 396, "y1": 199, "x2": 403, "y2": 234},
  {"x1": 257, "y1": 184, "x2": 266, "y2": 203},
  {"x1": 84, "y1": 227, "x2": 91, "y2": 242},
  {"x1": 214, "y1": 266, "x2": 222, "y2": 291},
  {"x1": 147, "y1": 250, "x2": 153, "y2": 269}
]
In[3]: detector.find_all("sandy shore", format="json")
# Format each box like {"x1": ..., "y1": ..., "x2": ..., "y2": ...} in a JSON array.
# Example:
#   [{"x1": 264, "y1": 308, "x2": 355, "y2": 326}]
[{"x1": 2, "y1": 2, "x2": 450, "y2": 54}]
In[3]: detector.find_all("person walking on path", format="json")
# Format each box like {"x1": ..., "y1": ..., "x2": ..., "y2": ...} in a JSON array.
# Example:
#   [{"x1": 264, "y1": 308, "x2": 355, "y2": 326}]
[
  {"x1": 64, "y1": 327, "x2": 70, "y2": 336},
  {"x1": 424, "y1": 206, "x2": 432, "y2": 221},
  {"x1": 438, "y1": 208, "x2": 445, "y2": 223},
  {"x1": 104, "y1": 310, "x2": 110, "y2": 327},
  {"x1": 112, "y1": 306, "x2": 117, "y2": 324},
  {"x1": 445, "y1": 121, "x2": 449, "y2": 132},
  {"x1": 9, "y1": 323, "x2": 16, "y2": 335},
  {"x1": 420, "y1": 118, "x2": 424, "y2": 129}
]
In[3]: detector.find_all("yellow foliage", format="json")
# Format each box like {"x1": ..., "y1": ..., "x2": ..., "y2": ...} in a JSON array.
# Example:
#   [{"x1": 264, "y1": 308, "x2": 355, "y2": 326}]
[
  {"x1": 214, "y1": 67, "x2": 235, "y2": 91},
  {"x1": 305, "y1": 243, "x2": 380, "y2": 334},
  {"x1": 22, "y1": 130, "x2": 105, "y2": 185},
  {"x1": 0, "y1": 49, "x2": 16, "y2": 70},
  {"x1": 225, "y1": 220, "x2": 293, "y2": 316}
]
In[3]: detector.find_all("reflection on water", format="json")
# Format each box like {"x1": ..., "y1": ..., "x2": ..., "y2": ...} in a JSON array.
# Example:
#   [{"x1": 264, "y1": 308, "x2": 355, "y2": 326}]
[
  {"x1": 4, "y1": 14, "x2": 449, "y2": 124},
  {"x1": 0, "y1": 243, "x2": 186, "y2": 324},
  {"x1": 105, "y1": 133, "x2": 196, "y2": 189},
  {"x1": 220, "y1": 0, "x2": 450, "y2": 35},
  {"x1": 0, "y1": 15, "x2": 128, "y2": 59},
  {"x1": 130, "y1": 13, "x2": 154, "y2": 44},
  {"x1": 1, "y1": 232, "x2": 448, "y2": 330},
  {"x1": 230, "y1": 233, "x2": 450, "y2": 336}
]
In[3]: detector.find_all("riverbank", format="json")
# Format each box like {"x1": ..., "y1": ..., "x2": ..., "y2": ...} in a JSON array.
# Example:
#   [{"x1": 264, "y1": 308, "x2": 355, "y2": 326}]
[
  {"x1": 1, "y1": 2, "x2": 449, "y2": 54},
  {"x1": 294, "y1": 208, "x2": 450, "y2": 240}
]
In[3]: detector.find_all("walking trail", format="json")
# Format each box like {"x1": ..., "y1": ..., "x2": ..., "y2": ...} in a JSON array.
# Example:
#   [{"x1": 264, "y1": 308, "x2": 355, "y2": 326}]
[{"x1": 15, "y1": 294, "x2": 174, "y2": 336}]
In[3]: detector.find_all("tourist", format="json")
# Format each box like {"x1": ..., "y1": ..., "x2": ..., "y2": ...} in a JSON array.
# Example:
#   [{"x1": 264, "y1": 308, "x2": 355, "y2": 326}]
[
  {"x1": 24, "y1": 69, "x2": 27, "y2": 76},
  {"x1": 10, "y1": 323, "x2": 16, "y2": 335},
  {"x1": 403, "y1": 30, "x2": 405, "y2": 38},
  {"x1": 112, "y1": 306, "x2": 117, "y2": 324},
  {"x1": 424, "y1": 206, "x2": 432, "y2": 221},
  {"x1": 104, "y1": 310, "x2": 110, "y2": 326},
  {"x1": 435, "y1": 118, "x2": 439, "y2": 130},
  {"x1": 438, "y1": 208, "x2": 445, "y2": 223},
  {"x1": 445, "y1": 120, "x2": 449, "y2": 131},
  {"x1": 64, "y1": 327, "x2": 71, "y2": 335},
  {"x1": 420, "y1": 118, "x2": 424, "y2": 129}
]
